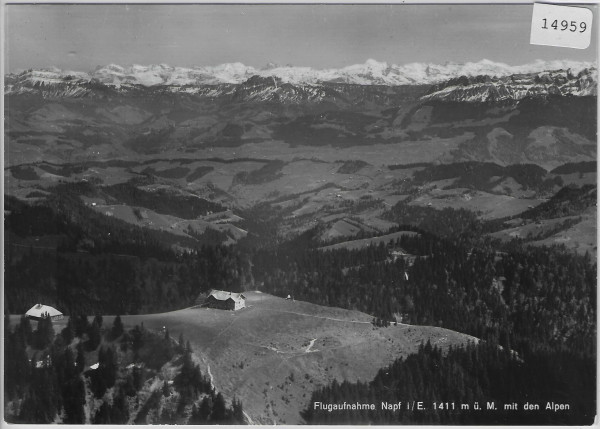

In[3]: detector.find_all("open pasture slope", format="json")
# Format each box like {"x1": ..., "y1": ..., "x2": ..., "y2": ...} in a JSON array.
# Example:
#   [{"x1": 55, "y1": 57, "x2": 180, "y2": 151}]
[{"x1": 106, "y1": 293, "x2": 476, "y2": 424}]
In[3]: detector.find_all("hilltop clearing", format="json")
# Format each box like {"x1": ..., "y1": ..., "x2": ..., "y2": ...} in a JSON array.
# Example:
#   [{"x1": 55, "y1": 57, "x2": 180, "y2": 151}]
[{"x1": 41, "y1": 292, "x2": 477, "y2": 424}]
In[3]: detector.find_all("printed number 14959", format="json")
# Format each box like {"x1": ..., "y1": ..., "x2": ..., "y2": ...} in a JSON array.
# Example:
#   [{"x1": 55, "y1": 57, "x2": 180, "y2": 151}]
[{"x1": 542, "y1": 19, "x2": 587, "y2": 33}]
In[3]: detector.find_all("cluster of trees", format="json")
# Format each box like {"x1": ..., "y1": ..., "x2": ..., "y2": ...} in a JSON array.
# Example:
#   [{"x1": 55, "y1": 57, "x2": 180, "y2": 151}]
[
  {"x1": 388, "y1": 162, "x2": 431, "y2": 170},
  {"x1": 140, "y1": 166, "x2": 190, "y2": 179},
  {"x1": 174, "y1": 341, "x2": 212, "y2": 404},
  {"x1": 480, "y1": 184, "x2": 597, "y2": 235},
  {"x1": 523, "y1": 217, "x2": 581, "y2": 242},
  {"x1": 173, "y1": 342, "x2": 245, "y2": 424},
  {"x1": 550, "y1": 161, "x2": 596, "y2": 175},
  {"x1": 186, "y1": 225, "x2": 233, "y2": 246},
  {"x1": 37, "y1": 163, "x2": 87, "y2": 178},
  {"x1": 5, "y1": 316, "x2": 50, "y2": 402},
  {"x1": 337, "y1": 160, "x2": 368, "y2": 174},
  {"x1": 130, "y1": 334, "x2": 244, "y2": 425},
  {"x1": 187, "y1": 165, "x2": 215, "y2": 182},
  {"x1": 411, "y1": 162, "x2": 561, "y2": 194},
  {"x1": 189, "y1": 394, "x2": 245, "y2": 424},
  {"x1": 273, "y1": 110, "x2": 381, "y2": 147},
  {"x1": 520, "y1": 184, "x2": 596, "y2": 220},
  {"x1": 9, "y1": 165, "x2": 41, "y2": 180},
  {"x1": 62, "y1": 314, "x2": 105, "y2": 351},
  {"x1": 91, "y1": 388, "x2": 130, "y2": 424},
  {"x1": 232, "y1": 160, "x2": 286, "y2": 186},
  {"x1": 4, "y1": 314, "x2": 245, "y2": 424},
  {"x1": 345, "y1": 197, "x2": 386, "y2": 214},
  {"x1": 88, "y1": 345, "x2": 119, "y2": 398},
  {"x1": 303, "y1": 340, "x2": 596, "y2": 425},
  {"x1": 125, "y1": 125, "x2": 175, "y2": 154},
  {"x1": 5, "y1": 196, "x2": 70, "y2": 237},
  {"x1": 384, "y1": 203, "x2": 483, "y2": 242},
  {"x1": 103, "y1": 182, "x2": 226, "y2": 219},
  {"x1": 315, "y1": 225, "x2": 421, "y2": 248},
  {"x1": 4, "y1": 315, "x2": 97, "y2": 424}
]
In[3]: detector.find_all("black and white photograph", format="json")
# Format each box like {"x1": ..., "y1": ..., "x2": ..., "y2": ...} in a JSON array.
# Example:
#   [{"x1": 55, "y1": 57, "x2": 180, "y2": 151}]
[{"x1": 3, "y1": 2, "x2": 598, "y2": 425}]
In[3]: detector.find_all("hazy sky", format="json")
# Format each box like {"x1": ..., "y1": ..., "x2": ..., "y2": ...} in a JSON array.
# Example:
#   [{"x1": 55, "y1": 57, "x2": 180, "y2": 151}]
[{"x1": 5, "y1": 4, "x2": 598, "y2": 73}]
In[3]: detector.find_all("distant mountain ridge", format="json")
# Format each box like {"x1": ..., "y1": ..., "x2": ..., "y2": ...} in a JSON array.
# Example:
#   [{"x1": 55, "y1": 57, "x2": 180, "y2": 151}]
[
  {"x1": 6, "y1": 58, "x2": 597, "y2": 90},
  {"x1": 422, "y1": 68, "x2": 597, "y2": 102}
]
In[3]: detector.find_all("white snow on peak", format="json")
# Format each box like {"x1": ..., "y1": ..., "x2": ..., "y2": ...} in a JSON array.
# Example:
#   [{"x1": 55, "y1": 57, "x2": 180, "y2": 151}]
[{"x1": 7, "y1": 59, "x2": 597, "y2": 88}]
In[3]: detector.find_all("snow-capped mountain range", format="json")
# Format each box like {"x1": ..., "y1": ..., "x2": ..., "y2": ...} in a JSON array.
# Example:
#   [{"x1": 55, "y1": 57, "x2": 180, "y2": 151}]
[
  {"x1": 422, "y1": 68, "x2": 597, "y2": 102},
  {"x1": 6, "y1": 58, "x2": 597, "y2": 88}
]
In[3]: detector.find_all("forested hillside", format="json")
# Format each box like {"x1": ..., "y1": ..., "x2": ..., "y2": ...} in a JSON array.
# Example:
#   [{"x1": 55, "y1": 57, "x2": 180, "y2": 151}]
[
  {"x1": 4, "y1": 314, "x2": 245, "y2": 424},
  {"x1": 5, "y1": 194, "x2": 251, "y2": 315},
  {"x1": 411, "y1": 162, "x2": 561, "y2": 193},
  {"x1": 303, "y1": 341, "x2": 595, "y2": 425},
  {"x1": 254, "y1": 229, "x2": 595, "y2": 354}
]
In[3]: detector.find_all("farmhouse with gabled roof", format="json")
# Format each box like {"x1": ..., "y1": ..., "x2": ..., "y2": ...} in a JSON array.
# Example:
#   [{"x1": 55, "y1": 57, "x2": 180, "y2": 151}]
[
  {"x1": 205, "y1": 290, "x2": 246, "y2": 311},
  {"x1": 25, "y1": 304, "x2": 64, "y2": 321}
]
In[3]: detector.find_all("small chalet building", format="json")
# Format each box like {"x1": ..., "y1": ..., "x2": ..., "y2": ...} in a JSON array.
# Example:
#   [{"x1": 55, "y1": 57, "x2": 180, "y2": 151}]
[
  {"x1": 25, "y1": 304, "x2": 64, "y2": 321},
  {"x1": 205, "y1": 290, "x2": 246, "y2": 311}
]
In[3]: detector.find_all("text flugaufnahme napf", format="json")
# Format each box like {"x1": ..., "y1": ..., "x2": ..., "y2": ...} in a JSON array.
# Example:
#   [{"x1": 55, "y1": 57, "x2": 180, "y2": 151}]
[{"x1": 313, "y1": 401, "x2": 571, "y2": 413}]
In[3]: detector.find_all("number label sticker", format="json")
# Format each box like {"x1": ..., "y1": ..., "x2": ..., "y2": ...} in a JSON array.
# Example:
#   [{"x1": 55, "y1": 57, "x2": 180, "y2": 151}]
[{"x1": 530, "y1": 3, "x2": 593, "y2": 49}]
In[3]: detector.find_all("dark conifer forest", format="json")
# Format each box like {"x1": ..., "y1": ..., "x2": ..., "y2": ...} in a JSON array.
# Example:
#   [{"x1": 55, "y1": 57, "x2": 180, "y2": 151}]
[{"x1": 4, "y1": 314, "x2": 245, "y2": 424}]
